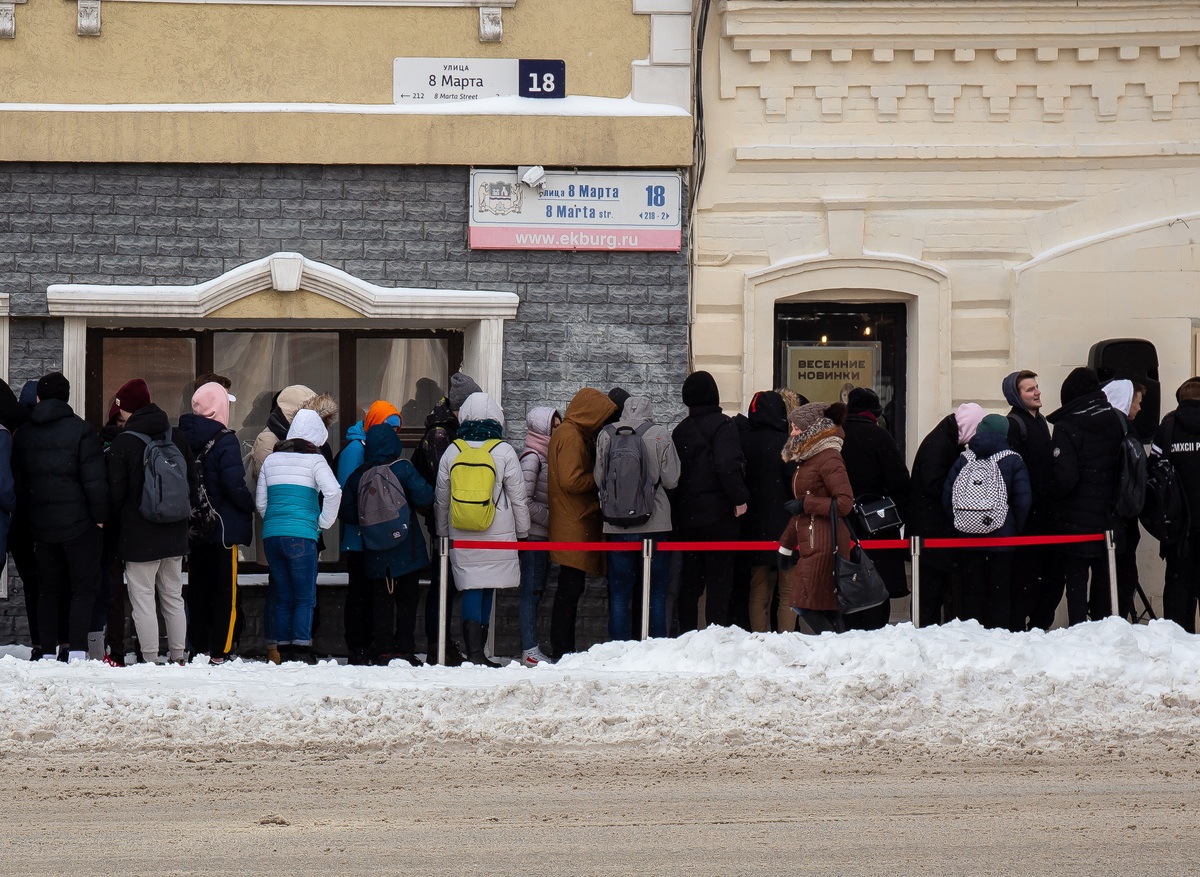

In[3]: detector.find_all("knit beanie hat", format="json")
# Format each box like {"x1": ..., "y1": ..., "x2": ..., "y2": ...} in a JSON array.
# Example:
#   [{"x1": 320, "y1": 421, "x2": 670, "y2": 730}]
[
  {"x1": 113, "y1": 378, "x2": 151, "y2": 415},
  {"x1": 846, "y1": 387, "x2": 882, "y2": 418},
  {"x1": 681, "y1": 371, "x2": 720, "y2": 408},
  {"x1": 37, "y1": 371, "x2": 71, "y2": 403},
  {"x1": 1060, "y1": 367, "x2": 1100, "y2": 407},
  {"x1": 1177, "y1": 377, "x2": 1200, "y2": 403},
  {"x1": 607, "y1": 387, "x2": 631, "y2": 421},
  {"x1": 977, "y1": 413, "x2": 1009, "y2": 438},
  {"x1": 192, "y1": 381, "x2": 231, "y2": 426},
  {"x1": 955, "y1": 402, "x2": 987, "y2": 444},
  {"x1": 448, "y1": 372, "x2": 482, "y2": 411},
  {"x1": 788, "y1": 401, "x2": 829, "y2": 433},
  {"x1": 364, "y1": 399, "x2": 401, "y2": 431}
]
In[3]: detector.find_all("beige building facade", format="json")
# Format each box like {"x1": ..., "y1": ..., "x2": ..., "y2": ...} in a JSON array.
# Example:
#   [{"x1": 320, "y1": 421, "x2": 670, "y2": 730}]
[{"x1": 692, "y1": 0, "x2": 1200, "y2": 454}]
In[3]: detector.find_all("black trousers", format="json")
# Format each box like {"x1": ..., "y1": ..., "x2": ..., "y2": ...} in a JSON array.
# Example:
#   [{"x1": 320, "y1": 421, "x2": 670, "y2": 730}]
[
  {"x1": 36, "y1": 527, "x2": 103, "y2": 654},
  {"x1": 1063, "y1": 553, "x2": 1110, "y2": 626},
  {"x1": 342, "y1": 551, "x2": 371, "y2": 655},
  {"x1": 186, "y1": 543, "x2": 239, "y2": 659},
  {"x1": 551, "y1": 565, "x2": 587, "y2": 657},
  {"x1": 1163, "y1": 533, "x2": 1200, "y2": 633},
  {"x1": 676, "y1": 520, "x2": 738, "y2": 632},
  {"x1": 424, "y1": 551, "x2": 460, "y2": 653},
  {"x1": 1114, "y1": 517, "x2": 1142, "y2": 622},
  {"x1": 961, "y1": 551, "x2": 1016, "y2": 631},
  {"x1": 371, "y1": 570, "x2": 422, "y2": 658}
]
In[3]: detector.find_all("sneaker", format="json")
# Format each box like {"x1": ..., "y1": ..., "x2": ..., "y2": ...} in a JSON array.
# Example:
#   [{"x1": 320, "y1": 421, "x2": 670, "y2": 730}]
[
  {"x1": 520, "y1": 647, "x2": 553, "y2": 668},
  {"x1": 102, "y1": 654, "x2": 125, "y2": 668}
]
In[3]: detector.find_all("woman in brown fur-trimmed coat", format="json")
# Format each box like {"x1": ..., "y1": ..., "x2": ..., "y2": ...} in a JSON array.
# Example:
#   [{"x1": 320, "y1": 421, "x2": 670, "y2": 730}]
[{"x1": 777, "y1": 402, "x2": 855, "y2": 634}]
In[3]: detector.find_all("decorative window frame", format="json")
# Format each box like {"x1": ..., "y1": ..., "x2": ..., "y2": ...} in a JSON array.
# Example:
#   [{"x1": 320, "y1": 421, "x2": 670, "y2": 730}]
[{"x1": 46, "y1": 252, "x2": 520, "y2": 420}]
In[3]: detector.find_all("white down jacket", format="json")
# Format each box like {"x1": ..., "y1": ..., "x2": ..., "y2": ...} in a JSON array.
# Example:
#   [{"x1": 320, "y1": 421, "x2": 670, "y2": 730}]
[{"x1": 435, "y1": 392, "x2": 531, "y2": 590}]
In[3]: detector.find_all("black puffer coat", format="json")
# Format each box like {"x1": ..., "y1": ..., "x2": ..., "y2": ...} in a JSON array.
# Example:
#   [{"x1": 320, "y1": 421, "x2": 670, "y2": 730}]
[
  {"x1": 736, "y1": 391, "x2": 793, "y2": 566},
  {"x1": 107, "y1": 404, "x2": 197, "y2": 562},
  {"x1": 1048, "y1": 389, "x2": 1125, "y2": 555},
  {"x1": 841, "y1": 412, "x2": 912, "y2": 519},
  {"x1": 907, "y1": 413, "x2": 961, "y2": 540},
  {"x1": 1152, "y1": 400, "x2": 1200, "y2": 534},
  {"x1": 672, "y1": 406, "x2": 749, "y2": 534},
  {"x1": 11, "y1": 399, "x2": 108, "y2": 543},
  {"x1": 178, "y1": 412, "x2": 255, "y2": 546}
]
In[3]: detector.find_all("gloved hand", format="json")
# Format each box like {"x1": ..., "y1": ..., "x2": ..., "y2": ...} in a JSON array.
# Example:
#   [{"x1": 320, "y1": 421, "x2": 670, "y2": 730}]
[
  {"x1": 777, "y1": 549, "x2": 798, "y2": 571},
  {"x1": 784, "y1": 499, "x2": 804, "y2": 517}
]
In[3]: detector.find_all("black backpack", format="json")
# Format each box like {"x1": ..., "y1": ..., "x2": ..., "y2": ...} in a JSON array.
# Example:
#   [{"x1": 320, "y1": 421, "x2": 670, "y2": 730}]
[
  {"x1": 189, "y1": 428, "x2": 233, "y2": 542},
  {"x1": 1140, "y1": 416, "x2": 1190, "y2": 546},
  {"x1": 127, "y1": 428, "x2": 192, "y2": 524},
  {"x1": 1113, "y1": 413, "x2": 1148, "y2": 518}
]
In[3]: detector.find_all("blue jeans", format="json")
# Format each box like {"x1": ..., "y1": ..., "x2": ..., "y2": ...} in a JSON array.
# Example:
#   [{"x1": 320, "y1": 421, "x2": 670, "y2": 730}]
[
  {"x1": 607, "y1": 532, "x2": 671, "y2": 640},
  {"x1": 518, "y1": 538, "x2": 549, "y2": 650},
  {"x1": 264, "y1": 536, "x2": 318, "y2": 646},
  {"x1": 460, "y1": 588, "x2": 495, "y2": 626}
]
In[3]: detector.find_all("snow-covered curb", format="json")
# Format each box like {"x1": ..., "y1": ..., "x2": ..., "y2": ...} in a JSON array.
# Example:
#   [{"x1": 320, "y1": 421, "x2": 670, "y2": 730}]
[{"x1": 3, "y1": 619, "x2": 1199, "y2": 756}]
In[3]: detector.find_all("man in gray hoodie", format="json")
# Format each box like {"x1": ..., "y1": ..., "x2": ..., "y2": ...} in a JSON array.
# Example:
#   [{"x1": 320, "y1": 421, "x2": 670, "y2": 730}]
[{"x1": 594, "y1": 396, "x2": 681, "y2": 640}]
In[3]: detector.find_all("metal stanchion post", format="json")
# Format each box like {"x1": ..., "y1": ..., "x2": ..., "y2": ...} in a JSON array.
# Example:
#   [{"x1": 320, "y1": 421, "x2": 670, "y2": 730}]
[
  {"x1": 438, "y1": 536, "x2": 449, "y2": 666},
  {"x1": 641, "y1": 539, "x2": 653, "y2": 641},
  {"x1": 1105, "y1": 529, "x2": 1119, "y2": 618},
  {"x1": 910, "y1": 535, "x2": 922, "y2": 630}
]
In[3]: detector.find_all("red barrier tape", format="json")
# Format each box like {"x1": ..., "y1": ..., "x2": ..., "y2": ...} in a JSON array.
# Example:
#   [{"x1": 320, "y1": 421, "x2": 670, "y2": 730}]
[
  {"x1": 922, "y1": 533, "x2": 1105, "y2": 549},
  {"x1": 449, "y1": 533, "x2": 1108, "y2": 552},
  {"x1": 451, "y1": 540, "x2": 641, "y2": 552}
]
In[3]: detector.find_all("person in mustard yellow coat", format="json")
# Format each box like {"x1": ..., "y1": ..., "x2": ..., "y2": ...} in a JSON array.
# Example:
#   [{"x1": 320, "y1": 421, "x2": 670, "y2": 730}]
[{"x1": 547, "y1": 387, "x2": 617, "y2": 657}]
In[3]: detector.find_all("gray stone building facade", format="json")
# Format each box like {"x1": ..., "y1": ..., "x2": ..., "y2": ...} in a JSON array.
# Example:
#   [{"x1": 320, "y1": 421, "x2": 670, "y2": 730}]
[{"x1": 0, "y1": 162, "x2": 690, "y2": 656}]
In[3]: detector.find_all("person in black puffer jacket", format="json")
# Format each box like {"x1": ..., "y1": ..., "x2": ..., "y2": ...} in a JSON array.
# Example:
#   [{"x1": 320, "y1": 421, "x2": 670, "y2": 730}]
[
  {"x1": 736, "y1": 390, "x2": 795, "y2": 633},
  {"x1": 1047, "y1": 367, "x2": 1124, "y2": 626},
  {"x1": 671, "y1": 371, "x2": 749, "y2": 632},
  {"x1": 1002, "y1": 369, "x2": 1064, "y2": 630},
  {"x1": 107, "y1": 383, "x2": 197, "y2": 664},
  {"x1": 907, "y1": 403, "x2": 986, "y2": 625},
  {"x1": 11, "y1": 372, "x2": 109, "y2": 662},
  {"x1": 841, "y1": 387, "x2": 912, "y2": 631},
  {"x1": 1152, "y1": 378, "x2": 1200, "y2": 632},
  {"x1": 179, "y1": 381, "x2": 255, "y2": 664},
  {"x1": 943, "y1": 414, "x2": 1032, "y2": 630}
]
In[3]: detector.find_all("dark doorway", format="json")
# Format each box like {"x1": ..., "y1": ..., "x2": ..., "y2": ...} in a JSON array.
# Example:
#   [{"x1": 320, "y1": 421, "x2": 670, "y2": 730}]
[{"x1": 774, "y1": 302, "x2": 907, "y2": 454}]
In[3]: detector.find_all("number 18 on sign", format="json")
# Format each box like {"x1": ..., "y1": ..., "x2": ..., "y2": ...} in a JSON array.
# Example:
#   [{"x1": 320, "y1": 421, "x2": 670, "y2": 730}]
[{"x1": 518, "y1": 59, "x2": 564, "y2": 98}]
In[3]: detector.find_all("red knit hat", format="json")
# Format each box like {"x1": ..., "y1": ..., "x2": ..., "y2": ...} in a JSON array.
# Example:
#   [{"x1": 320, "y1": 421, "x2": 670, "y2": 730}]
[{"x1": 113, "y1": 378, "x2": 151, "y2": 415}]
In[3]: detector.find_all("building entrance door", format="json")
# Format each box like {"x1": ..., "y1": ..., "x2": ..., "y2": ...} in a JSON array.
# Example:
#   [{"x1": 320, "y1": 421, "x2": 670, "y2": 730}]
[{"x1": 774, "y1": 302, "x2": 907, "y2": 453}]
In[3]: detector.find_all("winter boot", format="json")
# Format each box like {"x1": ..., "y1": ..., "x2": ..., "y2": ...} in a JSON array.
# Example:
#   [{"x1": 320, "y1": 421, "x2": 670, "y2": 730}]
[
  {"x1": 291, "y1": 645, "x2": 316, "y2": 665},
  {"x1": 461, "y1": 620, "x2": 501, "y2": 668},
  {"x1": 266, "y1": 645, "x2": 282, "y2": 665},
  {"x1": 425, "y1": 637, "x2": 467, "y2": 666}
]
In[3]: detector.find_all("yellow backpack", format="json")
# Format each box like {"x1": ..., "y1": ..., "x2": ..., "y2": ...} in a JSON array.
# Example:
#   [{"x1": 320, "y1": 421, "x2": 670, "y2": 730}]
[{"x1": 449, "y1": 438, "x2": 501, "y2": 531}]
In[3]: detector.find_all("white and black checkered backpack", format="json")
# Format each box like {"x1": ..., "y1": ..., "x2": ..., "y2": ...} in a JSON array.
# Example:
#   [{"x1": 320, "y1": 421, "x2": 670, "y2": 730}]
[{"x1": 950, "y1": 449, "x2": 1016, "y2": 534}]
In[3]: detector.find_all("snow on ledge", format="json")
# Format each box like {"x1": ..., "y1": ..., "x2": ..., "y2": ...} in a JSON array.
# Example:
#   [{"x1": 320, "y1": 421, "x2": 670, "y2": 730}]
[{"x1": 0, "y1": 95, "x2": 690, "y2": 118}]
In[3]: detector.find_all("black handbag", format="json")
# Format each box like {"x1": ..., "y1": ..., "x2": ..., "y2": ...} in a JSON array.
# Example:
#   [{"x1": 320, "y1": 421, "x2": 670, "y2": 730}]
[
  {"x1": 830, "y1": 506, "x2": 891, "y2": 615},
  {"x1": 852, "y1": 494, "x2": 903, "y2": 536}
]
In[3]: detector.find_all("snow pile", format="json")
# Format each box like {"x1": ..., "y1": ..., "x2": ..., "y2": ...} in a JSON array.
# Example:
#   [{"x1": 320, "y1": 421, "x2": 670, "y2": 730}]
[{"x1": 2, "y1": 619, "x2": 1199, "y2": 755}]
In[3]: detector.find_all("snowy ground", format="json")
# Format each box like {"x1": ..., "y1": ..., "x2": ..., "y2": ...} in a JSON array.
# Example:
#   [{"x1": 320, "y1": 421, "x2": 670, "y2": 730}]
[{"x1": 4, "y1": 618, "x2": 1199, "y2": 757}]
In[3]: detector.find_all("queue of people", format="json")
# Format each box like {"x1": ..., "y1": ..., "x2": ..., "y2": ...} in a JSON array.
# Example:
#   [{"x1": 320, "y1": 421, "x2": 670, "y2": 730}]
[{"x1": 2, "y1": 363, "x2": 1199, "y2": 667}]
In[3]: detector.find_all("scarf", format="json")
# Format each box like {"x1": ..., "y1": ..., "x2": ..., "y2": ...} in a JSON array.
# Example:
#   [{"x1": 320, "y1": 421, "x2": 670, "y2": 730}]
[
  {"x1": 782, "y1": 421, "x2": 843, "y2": 463},
  {"x1": 457, "y1": 419, "x2": 504, "y2": 442}
]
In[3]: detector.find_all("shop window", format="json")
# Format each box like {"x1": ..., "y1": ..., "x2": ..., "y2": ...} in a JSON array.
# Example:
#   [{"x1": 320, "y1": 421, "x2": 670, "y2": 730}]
[{"x1": 87, "y1": 327, "x2": 461, "y2": 571}]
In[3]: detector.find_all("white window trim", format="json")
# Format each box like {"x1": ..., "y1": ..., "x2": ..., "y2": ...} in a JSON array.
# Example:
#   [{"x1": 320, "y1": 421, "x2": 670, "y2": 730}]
[{"x1": 46, "y1": 252, "x2": 519, "y2": 420}]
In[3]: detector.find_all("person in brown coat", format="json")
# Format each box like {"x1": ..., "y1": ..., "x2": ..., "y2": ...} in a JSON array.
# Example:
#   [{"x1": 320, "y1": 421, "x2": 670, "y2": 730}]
[
  {"x1": 777, "y1": 402, "x2": 855, "y2": 634},
  {"x1": 548, "y1": 388, "x2": 617, "y2": 657}
]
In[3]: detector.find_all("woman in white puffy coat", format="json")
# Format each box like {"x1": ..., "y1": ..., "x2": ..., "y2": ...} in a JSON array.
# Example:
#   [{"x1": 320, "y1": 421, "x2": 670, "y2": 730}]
[{"x1": 435, "y1": 392, "x2": 530, "y2": 665}]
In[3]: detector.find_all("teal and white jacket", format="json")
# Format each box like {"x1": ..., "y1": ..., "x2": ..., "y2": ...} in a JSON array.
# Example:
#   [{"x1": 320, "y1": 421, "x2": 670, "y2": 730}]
[{"x1": 255, "y1": 409, "x2": 342, "y2": 541}]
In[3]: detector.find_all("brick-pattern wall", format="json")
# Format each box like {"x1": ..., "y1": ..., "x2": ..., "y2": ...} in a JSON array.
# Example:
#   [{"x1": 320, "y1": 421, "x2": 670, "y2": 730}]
[{"x1": 0, "y1": 162, "x2": 691, "y2": 656}]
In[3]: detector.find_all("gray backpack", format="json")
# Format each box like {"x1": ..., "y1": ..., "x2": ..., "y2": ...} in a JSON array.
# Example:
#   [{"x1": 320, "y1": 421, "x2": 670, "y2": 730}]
[
  {"x1": 357, "y1": 463, "x2": 411, "y2": 551},
  {"x1": 127, "y1": 428, "x2": 192, "y2": 524},
  {"x1": 599, "y1": 422, "x2": 656, "y2": 527}
]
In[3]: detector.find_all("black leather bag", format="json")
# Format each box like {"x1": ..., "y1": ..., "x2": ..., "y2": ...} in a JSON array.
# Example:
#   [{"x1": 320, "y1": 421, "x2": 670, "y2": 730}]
[
  {"x1": 852, "y1": 494, "x2": 903, "y2": 536},
  {"x1": 830, "y1": 507, "x2": 891, "y2": 615}
]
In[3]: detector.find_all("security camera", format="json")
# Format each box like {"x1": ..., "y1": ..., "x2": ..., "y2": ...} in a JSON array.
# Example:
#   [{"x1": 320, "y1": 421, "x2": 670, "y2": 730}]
[{"x1": 519, "y1": 165, "x2": 546, "y2": 189}]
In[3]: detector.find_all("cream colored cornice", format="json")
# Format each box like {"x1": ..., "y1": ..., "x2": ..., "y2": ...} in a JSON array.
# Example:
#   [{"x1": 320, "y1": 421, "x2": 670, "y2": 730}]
[{"x1": 47, "y1": 252, "x2": 520, "y2": 323}]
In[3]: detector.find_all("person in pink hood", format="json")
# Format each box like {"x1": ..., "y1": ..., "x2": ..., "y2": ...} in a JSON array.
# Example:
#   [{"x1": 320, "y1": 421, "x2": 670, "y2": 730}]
[
  {"x1": 178, "y1": 381, "x2": 255, "y2": 664},
  {"x1": 907, "y1": 402, "x2": 987, "y2": 626},
  {"x1": 516, "y1": 406, "x2": 560, "y2": 667}
]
